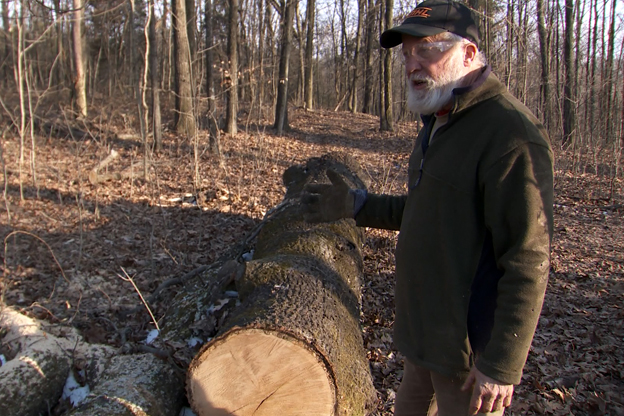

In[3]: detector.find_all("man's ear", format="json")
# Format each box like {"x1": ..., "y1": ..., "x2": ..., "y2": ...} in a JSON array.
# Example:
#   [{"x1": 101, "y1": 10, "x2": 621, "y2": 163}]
[{"x1": 463, "y1": 43, "x2": 478, "y2": 66}]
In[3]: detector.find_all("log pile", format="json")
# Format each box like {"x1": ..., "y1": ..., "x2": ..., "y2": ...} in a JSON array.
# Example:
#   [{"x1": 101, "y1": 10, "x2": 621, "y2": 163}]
[{"x1": 186, "y1": 154, "x2": 377, "y2": 416}]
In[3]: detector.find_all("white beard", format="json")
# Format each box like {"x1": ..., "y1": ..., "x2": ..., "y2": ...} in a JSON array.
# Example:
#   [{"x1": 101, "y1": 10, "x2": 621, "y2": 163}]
[{"x1": 406, "y1": 52, "x2": 467, "y2": 115}]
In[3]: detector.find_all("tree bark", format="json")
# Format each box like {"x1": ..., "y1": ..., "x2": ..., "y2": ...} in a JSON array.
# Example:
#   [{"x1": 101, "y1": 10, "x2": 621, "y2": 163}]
[
  {"x1": 350, "y1": 0, "x2": 365, "y2": 114},
  {"x1": 304, "y1": 0, "x2": 315, "y2": 110},
  {"x1": 186, "y1": 0, "x2": 196, "y2": 65},
  {"x1": 204, "y1": 0, "x2": 220, "y2": 155},
  {"x1": 603, "y1": 0, "x2": 617, "y2": 144},
  {"x1": 257, "y1": 0, "x2": 267, "y2": 119},
  {"x1": 273, "y1": 0, "x2": 295, "y2": 135},
  {"x1": 187, "y1": 154, "x2": 376, "y2": 416},
  {"x1": 1, "y1": 0, "x2": 11, "y2": 87},
  {"x1": 225, "y1": 0, "x2": 239, "y2": 135},
  {"x1": 379, "y1": 0, "x2": 393, "y2": 131},
  {"x1": 563, "y1": 0, "x2": 576, "y2": 146},
  {"x1": 173, "y1": 0, "x2": 196, "y2": 137},
  {"x1": 149, "y1": 0, "x2": 163, "y2": 152},
  {"x1": 72, "y1": 0, "x2": 87, "y2": 118},
  {"x1": 362, "y1": 0, "x2": 376, "y2": 114},
  {"x1": 537, "y1": 0, "x2": 550, "y2": 129}
]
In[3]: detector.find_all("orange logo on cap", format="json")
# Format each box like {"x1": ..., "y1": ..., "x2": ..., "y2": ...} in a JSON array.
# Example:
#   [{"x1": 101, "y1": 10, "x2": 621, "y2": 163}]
[{"x1": 407, "y1": 7, "x2": 432, "y2": 18}]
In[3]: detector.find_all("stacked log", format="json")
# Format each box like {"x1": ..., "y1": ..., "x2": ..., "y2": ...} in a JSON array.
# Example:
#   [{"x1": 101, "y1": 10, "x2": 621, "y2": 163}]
[
  {"x1": 0, "y1": 307, "x2": 114, "y2": 416},
  {"x1": 67, "y1": 353, "x2": 185, "y2": 416}
]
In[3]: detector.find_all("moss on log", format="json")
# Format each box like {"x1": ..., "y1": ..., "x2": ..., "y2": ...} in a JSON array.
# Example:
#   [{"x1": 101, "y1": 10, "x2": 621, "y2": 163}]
[{"x1": 187, "y1": 154, "x2": 376, "y2": 416}]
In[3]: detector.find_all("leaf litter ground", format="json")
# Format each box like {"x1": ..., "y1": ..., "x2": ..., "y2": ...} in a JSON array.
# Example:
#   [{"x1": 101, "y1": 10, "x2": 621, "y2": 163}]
[{"x1": 0, "y1": 108, "x2": 623, "y2": 415}]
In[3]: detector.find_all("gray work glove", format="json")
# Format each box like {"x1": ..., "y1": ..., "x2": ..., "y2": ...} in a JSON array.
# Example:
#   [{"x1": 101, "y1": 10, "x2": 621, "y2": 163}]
[{"x1": 301, "y1": 169, "x2": 355, "y2": 223}]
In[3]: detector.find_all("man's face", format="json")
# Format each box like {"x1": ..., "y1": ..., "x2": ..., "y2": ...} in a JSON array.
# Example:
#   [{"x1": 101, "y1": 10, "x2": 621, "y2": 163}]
[{"x1": 402, "y1": 34, "x2": 469, "y2": 115}]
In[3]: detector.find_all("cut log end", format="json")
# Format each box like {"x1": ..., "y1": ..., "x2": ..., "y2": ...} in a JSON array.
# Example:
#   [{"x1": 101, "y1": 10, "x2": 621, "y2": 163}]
[{"x1": 188, "y1": 328, "x2": 337, "y2": 416}]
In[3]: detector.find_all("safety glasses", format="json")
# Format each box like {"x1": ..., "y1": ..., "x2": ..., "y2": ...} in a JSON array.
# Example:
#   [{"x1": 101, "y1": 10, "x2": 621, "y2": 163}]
[{"x1": 400, "y1": 41, "x2": 458, "y2": 63}]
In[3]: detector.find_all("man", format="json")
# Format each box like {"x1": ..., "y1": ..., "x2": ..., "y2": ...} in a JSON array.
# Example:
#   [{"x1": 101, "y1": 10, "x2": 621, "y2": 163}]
[{"x1": 301, "y1": 1, "x2": 554, "y2": 415}]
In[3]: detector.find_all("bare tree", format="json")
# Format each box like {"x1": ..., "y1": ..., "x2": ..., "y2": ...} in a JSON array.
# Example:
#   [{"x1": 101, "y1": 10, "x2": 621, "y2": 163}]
[
  {"x1": 72, "y1": 0, "x2": 87, "y2": 118},
  {"x1": 204, "y1": 0, "x2": 219, "y2": 155},
  {"x1": 186, "y1": 0, "x2": 196, "y2": 64},
  {"x1": 537, "y1": 0, "x2": 551, "y2": 129},
  {"x1": 304, "y1": 0, "x2": 315, "y2": 110},
  {"x1": 563, "y1": 0, "x2": 576, "y2": 146},
  {"x1": 379, "y1": 0, "x2": 393, "y2": 131},
  {"x1": 257, "y1": 0, "x2": 267, "y2": 119},
  {"x1": 604, "y1": 0, "x2": 618, "y2": 144},
  {"x1": 173, "y1": 0, "x2": 196, "y2": 137},
  {"x1": 148, "y1": 0, "x2": 162, "y2": 152},
  {"x1": 350, "y1": 0, "x2": 365, "y2": 114},
  {"x1": 225, "y1": 0, "x2": 239, "y2": 135},
  {"x1": 1, "y1": 0, "x2": 11, "y2": 87},
  {"x1": 362, "y1": 0, "x2": 376, "y2": 114},
  {"x1": 273, "y1": 0, "x2": 295, "y2": 135}
]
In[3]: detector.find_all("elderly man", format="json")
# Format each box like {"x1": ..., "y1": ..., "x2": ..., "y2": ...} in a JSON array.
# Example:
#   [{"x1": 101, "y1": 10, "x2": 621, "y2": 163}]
[{"x1": 302, "y1": 0, "x2": 553, "y2": 415}]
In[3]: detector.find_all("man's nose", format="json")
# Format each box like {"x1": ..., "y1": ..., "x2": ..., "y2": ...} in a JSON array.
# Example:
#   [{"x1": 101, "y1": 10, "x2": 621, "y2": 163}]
[{"x1": 404, "y1": 57, "x2": 423, "y2": 75}]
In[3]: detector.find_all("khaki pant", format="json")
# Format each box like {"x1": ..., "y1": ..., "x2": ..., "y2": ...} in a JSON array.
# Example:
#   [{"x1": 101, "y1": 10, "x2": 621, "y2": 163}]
[{"x1": 394, "y1": 360, "x2": 505, "y2": 416}]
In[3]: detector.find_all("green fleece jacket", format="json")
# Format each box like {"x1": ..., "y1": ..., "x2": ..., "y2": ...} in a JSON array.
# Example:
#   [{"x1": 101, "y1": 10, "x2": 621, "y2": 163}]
[{"x1": 355, "y1": 67, "x2": 553, "y2": 385}]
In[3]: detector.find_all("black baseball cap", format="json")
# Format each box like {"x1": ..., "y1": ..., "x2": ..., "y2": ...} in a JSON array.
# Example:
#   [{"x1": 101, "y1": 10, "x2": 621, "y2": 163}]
[{"x1": 380, "y1": 0, "x2": 480, "y2": 49}]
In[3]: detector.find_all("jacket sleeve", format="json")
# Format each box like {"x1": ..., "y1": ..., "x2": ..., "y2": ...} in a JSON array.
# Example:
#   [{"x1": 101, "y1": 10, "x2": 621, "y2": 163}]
[
  {"x1": 476, "y1": 140, "x2": 554, "y2": 385},
  {"x1": 354, "y1": 193, "x2": 407, "y2": 231}
]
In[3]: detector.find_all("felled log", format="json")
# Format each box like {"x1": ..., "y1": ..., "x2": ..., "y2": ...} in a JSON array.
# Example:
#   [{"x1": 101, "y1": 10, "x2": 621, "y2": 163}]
[
  {"x1": 187, "y1": 154, "x2": 376, "y2": 416},
  {"x1": 88, "y1": 149, "x2": 120, "y2": 184},
  {"x1": 0, "y1": 307, "x2": 114, "y2": 416},
  {"x1": 68, "y1": 353, "x2": 186, "y2": 416}
]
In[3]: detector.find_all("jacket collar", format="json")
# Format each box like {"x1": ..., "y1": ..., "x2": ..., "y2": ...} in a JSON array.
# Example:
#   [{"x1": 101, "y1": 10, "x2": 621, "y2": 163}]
[{"x1": 450, "y1": 65, "x2": 506, "y2": 114}]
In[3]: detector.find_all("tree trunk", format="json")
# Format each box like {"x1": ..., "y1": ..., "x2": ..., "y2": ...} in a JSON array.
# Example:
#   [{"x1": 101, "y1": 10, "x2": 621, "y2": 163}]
[
  {"x1": 562, "y1": 0, "x2": 576, "y2": 146},
  {"x1": 225, "y1": 0, "x2": 238, "y2": 135},
  {"x1": 1, "y1": 0, "x2": 11, "y2": 87},
  {"x1": 304, "y1": 0, "x2": 315, "y2": 110},
  {"x1": 362, "y1": 0, "x2": 375, "y2": 114},
  {"x1": 72, "y1": 0, "x2": 87, "y2": 118},
  {"x1": 148, "y1": 0, "x2": 162, "y2": 153},
  {"x1": 186, "y1": 0, "x2": 196, "y2": 66},
  {"x1": 204, "y1": 0, "x2": 214, "y2": 111},
  {"x1": 537, "y1": 0, "x2": 550, "y2": 129},
  {"x1": 162, "y1": 0, "x2": 171, "y2": 91},
  {"x1": 620, "y1": 39, "x2": 624, "y2": 151},
  {"x1": 350, "y1": 0, "x2": 365, "y2": 114},
  {"x1": 505, "y1": 0, "x2": 514, "y2": 89},
  {"x1": 187, "y1": 154, "x2": 376, "y2": 416},
  {"x1": 603, "y1": 0, "x2": 617, "y2": 144},
  {"x1": 173, "y1": 0, "x2": 196, "y2": 137},
  {"x1": 204, "y1": 0, "x2": 219, "y2": 154},
  {"x1": 339, "y1": 0, "x2": 350, "y2": 111},
  {"x1": 257, "y1": 0, "x2": 267, "y2": 119},
  {"x1": 273, "y1": 0, "x2": 295, "y2": 135},
  {"x1": 379, "y1": 0, "x2": 393, "y2": 131}
]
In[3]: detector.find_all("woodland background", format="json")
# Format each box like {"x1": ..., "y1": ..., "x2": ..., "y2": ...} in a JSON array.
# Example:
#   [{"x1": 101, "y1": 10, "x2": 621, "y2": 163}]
[{"x1": 0, "y1": 0, "x2": 623, "y2": 415}]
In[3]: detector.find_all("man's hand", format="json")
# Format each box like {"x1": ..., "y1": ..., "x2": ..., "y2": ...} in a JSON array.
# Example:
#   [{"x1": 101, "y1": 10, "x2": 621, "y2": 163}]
[
  {"x1": 301, "y1": 169, "x2": 354, "y2": 223},
  {"x1": 461, "y1": 366, "x2": 514, "y2": 415}
]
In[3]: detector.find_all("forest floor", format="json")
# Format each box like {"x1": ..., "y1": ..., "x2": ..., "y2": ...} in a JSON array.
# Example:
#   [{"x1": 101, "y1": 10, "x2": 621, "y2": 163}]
[{"x1": 1, "y1": 106, "x2": 623, "y2": 415}]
